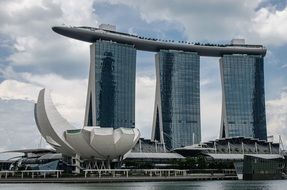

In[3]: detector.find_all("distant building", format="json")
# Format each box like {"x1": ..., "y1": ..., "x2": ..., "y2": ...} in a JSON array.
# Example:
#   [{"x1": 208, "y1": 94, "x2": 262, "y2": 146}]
[
  {"x1": 99, "y1": 24, "x2": 116, "y2": 31},
  {"x1": 230, "y1": 38, "x2": 245, "y2": 45},
  {"x1": 132, "y1": 138, "x2": 166, "y2": 153},
  {"x1": 151, "y1": 50, "x2": 201, "y2": 150},
  {"x1": 220, "y1": 54, "x2": 267, "y2": 140},
  {"x1": 243, "y1": 155, "x2": 284, "y2": 180},
  {"x1": 173, "y1": 137, "x2": 280, "y2": 157}
]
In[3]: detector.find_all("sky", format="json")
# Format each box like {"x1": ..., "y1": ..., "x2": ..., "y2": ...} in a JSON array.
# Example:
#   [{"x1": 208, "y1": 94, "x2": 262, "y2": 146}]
[{"x1": 0, "y1": 0, "x2": 287, "y2": 153}]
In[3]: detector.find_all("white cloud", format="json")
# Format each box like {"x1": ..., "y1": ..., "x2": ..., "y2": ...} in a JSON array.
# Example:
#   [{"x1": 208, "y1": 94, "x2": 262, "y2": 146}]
[
  {"x1": 0, "y1": 0, "x2": 98, "y2": 129},
  {"x1": 0, "y1": 99, "x2": 47, "y2": 155},
  {"x1": 200, "y1": 79, "x2": 212, "y2": 87},
  {"x1": 266, "y1": 89, "x2": 287, "y2": 145},
  {"x1": 200, "y1": 89, "x2": 222, "y2": 142},
  {"x1": 23, "y1": 73, "x2": 88, "y2": 126},
  {"x1": 0, "y1": 80, "x2": 41, "y2": 101},
  {"x1": 252, "y1": 6, "x2": 287, "y2": 46},
  {"x1": 0, "y1": 0, "x2": 96, "y2": 76},
  {"x1": 101, "y1": 0, "x2": 287, "y2": 46},
  {"x1": 100, "y1": 0, "x2": 257, "y2": 40},
  {"x1": 136, "y1": 76, "x2": 156, "y2": 138},
  {"x1": 0, "y1": 71, "x2": 87, "y2": 127}
]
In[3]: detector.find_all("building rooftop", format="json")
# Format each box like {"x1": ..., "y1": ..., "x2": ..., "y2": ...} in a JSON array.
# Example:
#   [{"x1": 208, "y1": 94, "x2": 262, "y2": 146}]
[
  {"x1": 1, "y1": 148, "x2": 56, "y2": 154},
  {"x1": 52, "y1": 25, "x2": 267, "y2": 57},
  {"x1": 205, "y1": 153, "x2": 284, "y2": 160},
  {"x1": 125, "y1": 152, "x2": 184, "y2": 159}
]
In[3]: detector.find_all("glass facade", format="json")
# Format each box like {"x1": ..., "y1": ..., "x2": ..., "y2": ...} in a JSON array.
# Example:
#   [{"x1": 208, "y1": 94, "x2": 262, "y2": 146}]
[
  {"x1": 152, "y1": 50, "x2": 201, "y2": 150},
  {"x1": 85, "y1": 40, "x2": 136, "y2": 129},
  {"x1": 220, "y1": 54, "x2": 267, "y2": 140}
]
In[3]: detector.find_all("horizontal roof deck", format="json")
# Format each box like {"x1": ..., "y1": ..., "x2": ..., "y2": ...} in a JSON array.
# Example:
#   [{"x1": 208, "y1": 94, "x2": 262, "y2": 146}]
[{"x1": 52, "y1": 26, "x2": 267, "y2": 57}]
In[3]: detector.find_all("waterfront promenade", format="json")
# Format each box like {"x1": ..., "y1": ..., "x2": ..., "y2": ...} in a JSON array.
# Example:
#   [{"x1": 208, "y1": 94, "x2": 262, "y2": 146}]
[{"x1": 0, "y1": 169, "x2": 237, "y2": 183}]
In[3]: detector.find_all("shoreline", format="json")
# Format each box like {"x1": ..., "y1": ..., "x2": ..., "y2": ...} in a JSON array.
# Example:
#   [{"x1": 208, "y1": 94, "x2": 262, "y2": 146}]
[{"x1": 0, "y1": 174, "x2": 237, "y2": 183}]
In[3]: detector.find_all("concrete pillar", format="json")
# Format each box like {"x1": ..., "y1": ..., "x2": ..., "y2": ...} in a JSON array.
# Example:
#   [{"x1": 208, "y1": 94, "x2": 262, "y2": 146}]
[
  {"x1": 269, "y1": 142, "x2": 272, "y2": 154},
  {"x1": 73, "y1": 154, "x2": 81, "y2": 174}
]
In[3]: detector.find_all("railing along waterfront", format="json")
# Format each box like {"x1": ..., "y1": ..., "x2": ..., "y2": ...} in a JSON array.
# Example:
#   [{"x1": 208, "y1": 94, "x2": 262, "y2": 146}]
[
  {"x1": 0, "y1": 170, "x2": 63, "y2": 179},
  {"x1": 0, "y1": 169, "x2": 236, "y2": 179}
]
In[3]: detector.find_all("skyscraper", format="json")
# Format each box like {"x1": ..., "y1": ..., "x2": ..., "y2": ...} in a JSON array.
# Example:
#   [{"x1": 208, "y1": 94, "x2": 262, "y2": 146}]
[
  {"x1": 49, "y1": 25, "x2": 268, "y2": 159},
  {"x1": 220, "y1": 54, "x2": 267, "y2": 140},
  {"x1": 152, "y1": 50, "x2": 201, "y2": 150},
  {"x1": 84, "y1": 40, "x2": 136, "y2": 129}
]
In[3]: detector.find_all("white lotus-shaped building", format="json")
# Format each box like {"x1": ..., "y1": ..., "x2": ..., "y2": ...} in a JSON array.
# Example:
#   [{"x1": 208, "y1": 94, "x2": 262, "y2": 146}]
[{"x1": 34, "y1": 89, "x2": 140, "y2": 160}]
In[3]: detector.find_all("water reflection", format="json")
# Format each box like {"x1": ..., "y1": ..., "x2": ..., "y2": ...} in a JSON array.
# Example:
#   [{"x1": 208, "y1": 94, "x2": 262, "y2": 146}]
[
  {"x1": 219, "y1": 180, "x2": 271, "y2": 190},
  {"x1": 1, "y1": 180, "x2": 287, "y2": 190}
]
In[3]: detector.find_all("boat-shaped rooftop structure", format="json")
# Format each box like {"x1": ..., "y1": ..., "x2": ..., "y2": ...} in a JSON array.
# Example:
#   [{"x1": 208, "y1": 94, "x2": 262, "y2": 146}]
[{"x1": 52, "y1": 25, "x2": 266, "y2": 57}]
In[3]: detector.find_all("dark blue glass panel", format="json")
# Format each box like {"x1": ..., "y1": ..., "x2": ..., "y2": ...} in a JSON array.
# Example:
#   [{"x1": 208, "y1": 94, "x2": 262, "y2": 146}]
[
  {"x1": 220, "y1": 55, "x2": 267, "y2": 140},
  {"x1": 93, "y1": 41, "x2": 136, "y2": 129},
  {"x1": 156, "y1": 50, "x2": 201, "y2": 150}
]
